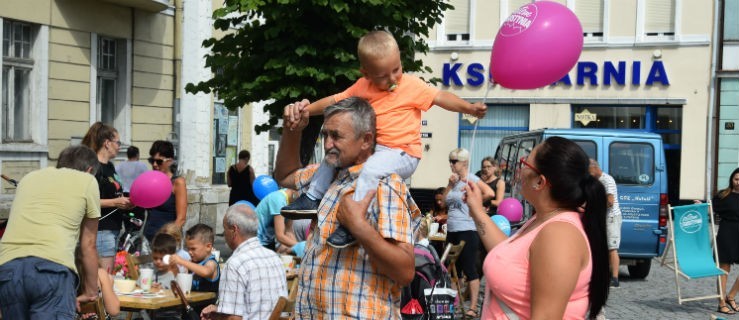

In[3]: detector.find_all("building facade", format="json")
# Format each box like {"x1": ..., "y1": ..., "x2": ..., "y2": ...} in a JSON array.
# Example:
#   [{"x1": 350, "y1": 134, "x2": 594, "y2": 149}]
[
  {"x1": 0, "y1": 0, "x2": 273, "y2": 231},
  {"x1": 715, "y1": 0, "x2": 739, "y2": 191},
  {"x1": 414, "y1": 0, "x2": 715, "y2": 203}
]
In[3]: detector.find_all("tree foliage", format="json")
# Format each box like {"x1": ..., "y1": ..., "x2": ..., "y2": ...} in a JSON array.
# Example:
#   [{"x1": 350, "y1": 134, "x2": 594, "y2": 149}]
[{"x1": 185, "y1": 0, "x2": 452, "y2": 134}]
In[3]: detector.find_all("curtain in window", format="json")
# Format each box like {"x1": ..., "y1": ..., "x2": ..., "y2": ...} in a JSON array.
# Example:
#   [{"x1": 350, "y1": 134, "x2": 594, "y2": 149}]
[
  {"x1": 645, "y1": 0, "x2": 675, "y2": 34},
  {"x1": 446, "y1": 0, "x2": 470, "y2": 36},
  {"x1": 576, "y1": 0, "x2": 604, "y2": 34}
]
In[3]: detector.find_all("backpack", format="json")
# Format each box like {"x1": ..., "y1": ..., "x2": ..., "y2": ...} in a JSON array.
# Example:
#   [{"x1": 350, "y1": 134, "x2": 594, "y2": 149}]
[{"x1": 401, "y1": 242, "x2": 453, "y2": 319}]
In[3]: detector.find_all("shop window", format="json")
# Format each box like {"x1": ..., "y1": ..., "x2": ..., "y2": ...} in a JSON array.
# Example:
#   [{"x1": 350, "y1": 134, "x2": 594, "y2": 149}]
[
  {"x1": 459, "y1": 104, "x2": 529, "y2": 172},
  {"x1": 575, "y1": 0, "x2": 604, "y2": 40},
  {"x1": 573, "y1": 106, "x2": 646, "y2": 129},
  {"x1": 2, "y1": 20, "x2": 34, "y2": 142},
  {"x1": 445, "y1": 0, "x2": 470, "y2": 42},
  {"x1": 93, "y1": 35, "x2": 130, "y2": 142},
  {"x1": 212, "y1": 103, "x2": 239, "y2": 184}
]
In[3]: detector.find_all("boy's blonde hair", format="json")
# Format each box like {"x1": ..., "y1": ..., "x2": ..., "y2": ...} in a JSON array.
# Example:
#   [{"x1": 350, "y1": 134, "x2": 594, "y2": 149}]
[
  {"x1": 158, "y1": 222, "x2": 184, "y2": 247},
  {"x1": 357, "y1": 30, "x2": 399, "y2": 66}
]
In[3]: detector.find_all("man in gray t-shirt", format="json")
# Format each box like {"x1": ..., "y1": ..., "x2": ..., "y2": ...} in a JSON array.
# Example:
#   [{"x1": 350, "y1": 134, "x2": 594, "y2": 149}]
[{"x1": 590, "y1": 159, "x2": 622, "y2": 288}]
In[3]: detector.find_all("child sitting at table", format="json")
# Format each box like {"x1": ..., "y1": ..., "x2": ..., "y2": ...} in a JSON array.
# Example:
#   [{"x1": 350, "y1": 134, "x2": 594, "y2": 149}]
[
  {"x1": 168, "y1": 224, "x2": 220, "y2": 293},
  {"x1": 75, "y1": 248, "x2": 120, "y2": 319},
  {"x1": 151, "y1": 233, "x2": 178, "y2": 290},
  {"x1": 158, "y1": 222, "x2": 191, "y2": 265}
]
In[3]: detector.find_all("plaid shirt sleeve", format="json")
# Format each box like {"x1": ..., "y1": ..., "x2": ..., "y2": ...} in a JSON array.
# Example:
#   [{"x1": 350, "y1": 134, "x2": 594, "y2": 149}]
[
  {"x1": 217, "y1": 261, "x2": 247, "y2": 316},
  {"x1": 373, "y1": 174, "x2": 414, "y2": 244},
  {"x1": 294, "y1": 164, "x2": 319, "y2": 193}
]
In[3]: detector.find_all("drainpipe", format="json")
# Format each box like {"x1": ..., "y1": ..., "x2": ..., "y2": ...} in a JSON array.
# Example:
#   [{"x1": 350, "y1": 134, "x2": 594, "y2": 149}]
[
  {"x1": 172, "y1": 0, "x2": 183, "y2": 159},
  {"x1": 705, "y1": 0, "x2": 721, "y2": 200}
]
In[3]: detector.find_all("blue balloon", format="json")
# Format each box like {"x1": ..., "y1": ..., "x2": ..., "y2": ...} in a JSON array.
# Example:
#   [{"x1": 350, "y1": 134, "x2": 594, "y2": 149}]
[
  {"x1": 234, "y1": 200, "x2": 255, "y2": 209},
  {"x1": 491, "y1": 215, "x2": 511, "y2": 236},
  {"x1": 253, "y1": 175, "x2": 279, "y2": 200}
]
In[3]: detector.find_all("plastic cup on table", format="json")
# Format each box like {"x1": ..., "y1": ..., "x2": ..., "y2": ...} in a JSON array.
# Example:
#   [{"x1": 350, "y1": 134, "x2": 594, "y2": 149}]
[
  {"x1": 176, "y1": 273, "x2": 193, "y2": 295},
  {"x1": 139, "y1": 268, "x2": 154, "y2": 292}
]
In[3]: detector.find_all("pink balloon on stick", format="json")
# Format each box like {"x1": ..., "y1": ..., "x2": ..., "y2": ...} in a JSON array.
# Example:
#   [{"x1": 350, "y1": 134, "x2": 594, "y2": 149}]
[
  {"x1": 490, "y1": 1, "x2": 583, "y2": 89},
  {"x1": 129, "y1": 170, "x2": 173, "y2": 209}
]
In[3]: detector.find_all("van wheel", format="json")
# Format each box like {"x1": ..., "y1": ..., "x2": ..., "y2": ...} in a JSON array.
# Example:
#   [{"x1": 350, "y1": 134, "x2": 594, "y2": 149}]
[{"x1": 627, "y1": 259, "x2": 651, "y2": 279}]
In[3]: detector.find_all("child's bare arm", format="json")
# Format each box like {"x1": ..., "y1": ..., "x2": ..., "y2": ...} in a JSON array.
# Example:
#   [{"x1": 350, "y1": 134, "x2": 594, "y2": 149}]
[
  {"x1": 304, "y1": 96, "x2": 337, "y2": 116},
  {"x1": 433, "y1": 91, "x2": 487, "y2": 118},
  {"x1": 284, "y1": 96, "x2": 337, "y2": 131},
  {"x1": 170, "y1": 255, "x2": 217, "y2": 279}
]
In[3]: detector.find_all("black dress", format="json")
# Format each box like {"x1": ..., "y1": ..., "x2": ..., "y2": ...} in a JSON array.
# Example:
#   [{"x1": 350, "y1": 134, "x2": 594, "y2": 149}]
[
  {"x1": 96, "y1": 161, "x2": 124, "y2": 233},
  {"x1": 227, "y1": 165, "x2": 259, "y2": 206},
  {"x1": 715, "y1": 192, "x2": 739, "y2": 264}
]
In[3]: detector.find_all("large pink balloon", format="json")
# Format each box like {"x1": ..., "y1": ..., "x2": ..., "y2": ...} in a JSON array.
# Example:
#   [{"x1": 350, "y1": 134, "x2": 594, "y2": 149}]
[
  {"x1": 498, "y1": 198, "x2": 524, "y2": 222},
  {"x1": 129, "y1": 171, "x2": 173, "y2": 209},
  {"x1": 490, "y1": 1, "x2": 583, "y2": 89}
]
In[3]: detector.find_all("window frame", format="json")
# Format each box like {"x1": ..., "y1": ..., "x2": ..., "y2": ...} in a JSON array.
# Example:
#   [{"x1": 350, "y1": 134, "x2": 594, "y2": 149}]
[
  {"x1": 435, "y1": 0, "x2": 477, "y2": 47},
  {"x1": 0, "y1": 18, "x2": 48, "y2": 153},
  {"x1": 568, "y1": 0, "x2": 610, "y2": 44},
  {"x1": 90, "y1": 33, "x2": 131, "y2": 144},
  {"x1": 636, "y1": 0, "x2": 682, "y2": 42}
]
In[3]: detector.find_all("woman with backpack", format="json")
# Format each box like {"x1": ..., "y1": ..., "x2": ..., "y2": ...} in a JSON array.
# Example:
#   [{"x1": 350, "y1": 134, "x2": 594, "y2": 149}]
[{"x1": 465, "y1": 137, "x2": 609, "y2": 319}]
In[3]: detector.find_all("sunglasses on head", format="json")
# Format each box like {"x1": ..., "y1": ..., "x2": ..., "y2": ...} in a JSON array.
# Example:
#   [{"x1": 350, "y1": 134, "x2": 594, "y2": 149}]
[
  {"x1": 449, "y1": 159, "x2": 459, "y2": 165},
  {"x1": 148, "y1": 158, "x2": 168, "y2": 165}
]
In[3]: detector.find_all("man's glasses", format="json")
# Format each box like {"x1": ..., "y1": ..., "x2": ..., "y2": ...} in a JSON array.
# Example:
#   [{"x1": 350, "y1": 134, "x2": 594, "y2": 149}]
[
  {"x1": 519, "y1": 157, "x2": 542, "y2": 176},
  {"x1": 449, "y1": 159, "x2": 459, "y2": 165},
  {"x1": 148, "y1": 158, "x2": 169, "y2": 165}
]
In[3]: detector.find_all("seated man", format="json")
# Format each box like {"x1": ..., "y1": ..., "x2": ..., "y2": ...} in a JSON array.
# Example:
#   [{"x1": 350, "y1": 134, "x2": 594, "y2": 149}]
[
  {"x1": 274, "y1": 97, "x2": 417, "y2": 318},
  {"x1": 200, "y1": 203, "x2": 287, "y2": 319}
]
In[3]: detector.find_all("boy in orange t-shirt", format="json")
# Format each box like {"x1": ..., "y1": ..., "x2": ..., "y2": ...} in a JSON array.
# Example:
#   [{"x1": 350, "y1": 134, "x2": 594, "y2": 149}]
[{"x1": 282, "y1": 30, "x2": 486, "y2": 248}]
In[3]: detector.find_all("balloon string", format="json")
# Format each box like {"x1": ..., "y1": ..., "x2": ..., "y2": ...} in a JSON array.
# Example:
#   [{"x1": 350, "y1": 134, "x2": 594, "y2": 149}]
[
  {"x1": 99, "y1": 208, "x2": 119, "y2": 221},
  {"x1": 467, "y1": 83, "x2": 492, "y2": 179}
]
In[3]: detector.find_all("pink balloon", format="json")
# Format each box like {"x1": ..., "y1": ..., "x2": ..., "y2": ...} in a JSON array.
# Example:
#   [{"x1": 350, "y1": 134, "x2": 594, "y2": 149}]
[
  {"x1": 490, "y1": 1, "x2": 583, "y2": 89},
  {"x1": 129, "y1": 171, "x2": 173, "y2": 209},
  {"x1": 498, "y1": 198, "x2": 523, "y2": 222}
]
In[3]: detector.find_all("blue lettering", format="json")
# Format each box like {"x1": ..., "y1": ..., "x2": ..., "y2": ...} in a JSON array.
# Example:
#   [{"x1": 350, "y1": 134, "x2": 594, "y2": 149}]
[
  {"x1": 554, "y1": 74, "x2": 572, "y2": 86},
  {"x1": 442, "y1": 63, "x2": 463, "y2": 86},
  {"x1": 467, "y1": 63, "x2": 485, "y2": 86},
  {"x1": 603, "y1": 61, "x2": 626, "y2": 85},
  {"x1": 577, "y1": 62, "x2": 599, "y2": 85},
  {"x1": 645, "y1": 61, "x2": 670, "y2": 85},
  {"x1": 632, "y1": 61, "x2": 641, "y2": 85}
]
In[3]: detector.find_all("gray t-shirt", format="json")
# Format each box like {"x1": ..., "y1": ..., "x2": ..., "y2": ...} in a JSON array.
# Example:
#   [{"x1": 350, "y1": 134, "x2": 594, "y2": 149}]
[{"x1": 446, "y1": 174, "x2": 480, "y2": 232}]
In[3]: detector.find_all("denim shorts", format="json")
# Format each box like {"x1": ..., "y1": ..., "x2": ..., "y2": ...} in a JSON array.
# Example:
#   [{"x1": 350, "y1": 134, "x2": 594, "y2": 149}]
[
  {"x1": 97, "y1": 229, "x2": 120, "y2": 257},
  {"x1": 0, "y1": 257, "x2": 78, "y2": 319}
]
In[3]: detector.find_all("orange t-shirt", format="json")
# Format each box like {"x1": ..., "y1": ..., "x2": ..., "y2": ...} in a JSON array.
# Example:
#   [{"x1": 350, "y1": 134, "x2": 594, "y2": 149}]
[{"x1": 333, "y1": 74, "x2": 439, "y2": 158}]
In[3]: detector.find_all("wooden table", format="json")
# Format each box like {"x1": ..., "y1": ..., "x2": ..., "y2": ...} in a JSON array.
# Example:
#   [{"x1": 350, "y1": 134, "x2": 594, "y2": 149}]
[
  {"x1": 429, "y1": 234, "x2": 447, "y2": 242},
  {"x1": 118, "y1": 290, "x2": 216, "y2": 310}
]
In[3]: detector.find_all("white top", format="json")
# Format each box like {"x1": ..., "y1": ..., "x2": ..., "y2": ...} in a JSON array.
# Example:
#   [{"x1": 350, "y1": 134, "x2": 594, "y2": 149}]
[{"x1": 599, "y1": 173, "x2": 622, "y2": 218}]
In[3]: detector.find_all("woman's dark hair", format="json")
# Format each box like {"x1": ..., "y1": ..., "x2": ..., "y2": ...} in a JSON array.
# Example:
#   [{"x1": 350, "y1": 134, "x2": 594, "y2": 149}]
[
  {"x1": 81, "y1": 122, "x2": 117, "y2": 153},
  {"x1": 718, "y1": 167, "x2": 739, "y2": 199},
  {"x1": 149, "y1": 140, "x2": 175, "y2": 159},
  {"x1": 534, "y1": 136, "x2": 608, "y2": 318},
  {"x1": 238, "y1": 150, "x2": 251, "y2": 161}
]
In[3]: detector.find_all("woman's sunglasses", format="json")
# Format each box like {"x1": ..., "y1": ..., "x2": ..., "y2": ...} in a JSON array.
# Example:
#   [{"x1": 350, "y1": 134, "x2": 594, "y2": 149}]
[{"x1": 148, "y1": 158, "x2": 169, "y2": 165}]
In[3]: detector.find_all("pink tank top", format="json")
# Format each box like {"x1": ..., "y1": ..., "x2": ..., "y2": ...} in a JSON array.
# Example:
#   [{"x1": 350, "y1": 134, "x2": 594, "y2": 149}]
[{"x1": 482, "y1": 211, "x2": 591, "y2": 320}]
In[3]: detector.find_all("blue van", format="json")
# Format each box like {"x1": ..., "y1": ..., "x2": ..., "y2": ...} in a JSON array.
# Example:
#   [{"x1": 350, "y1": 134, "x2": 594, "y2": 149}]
[{"x1": 494, "y1": 129, "x2": 668, "y2": 279}]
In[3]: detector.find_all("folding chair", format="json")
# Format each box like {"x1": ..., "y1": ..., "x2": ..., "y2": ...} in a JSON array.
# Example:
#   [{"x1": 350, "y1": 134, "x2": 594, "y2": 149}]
[
  {"x1": 660, "y1": 202, "x2": 726, "y2": 304},
  {"x1": 440, "y1": 241, "x2": 466, "y2": 315},
  {"x1": 268, "y1": 276, "x2": 299, "y2": 320}
]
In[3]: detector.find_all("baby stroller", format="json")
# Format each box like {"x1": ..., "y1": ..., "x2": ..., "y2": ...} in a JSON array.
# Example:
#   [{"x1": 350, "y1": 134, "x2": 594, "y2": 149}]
[{"x1": 401, "y1": 243, "x2": 455, "y2": 320}]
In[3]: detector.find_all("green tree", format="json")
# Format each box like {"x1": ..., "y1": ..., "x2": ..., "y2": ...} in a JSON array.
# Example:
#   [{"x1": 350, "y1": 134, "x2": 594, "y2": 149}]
[{"x1": 185, "y1": 0, "x2": 451, "y2": 163}]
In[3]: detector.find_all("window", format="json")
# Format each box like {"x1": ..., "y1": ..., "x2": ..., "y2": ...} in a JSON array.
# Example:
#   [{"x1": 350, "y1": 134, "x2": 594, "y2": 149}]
[
  {"x1": 575, "y1": 0, "x2": 604, "y2": 39},
  {"x1": 96, "y1": 37, "x2": 126, "y2": 130},
  {"x1": 445, "y1": 0, "x2": 470, "y2": 42},
  {"x1": 2, "y1": 20, "x2": 34, "y2": 142},
  {"x1": 459, "y1": 104, "x2": 529, "y2": 170},
  {"x1": 609, "y1": 142, "x2": 655, "y2": 185},
  {"x1": 644, "y1": 0, "x2": 675, "y2": 38},
  {"x1": 212, "y1": 103, "x2": 239, "y2": 184},
  {"x1": 573, "y1": 105, "x2": 646, "y2": 129},
  {"x1": 573, "y1": 140, "x2": 597, "y2": 160},
  {"x1": 725, "y1": 0, "x2": 739, "y2": 41}
]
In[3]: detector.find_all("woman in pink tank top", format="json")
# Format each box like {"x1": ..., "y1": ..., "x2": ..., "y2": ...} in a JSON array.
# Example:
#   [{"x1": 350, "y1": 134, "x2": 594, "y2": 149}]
[{"x1": 463, "y1": 137, "x2": 610, "y2": 319}]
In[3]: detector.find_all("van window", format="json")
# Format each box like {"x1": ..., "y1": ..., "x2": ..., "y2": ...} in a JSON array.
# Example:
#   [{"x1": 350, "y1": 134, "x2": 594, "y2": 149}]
[
  {"x1": 496, "y1": 141, "x2": 516, "y2": 183},
  {"x1": 573, "y1": 140, "x2": 597, "y2": 160},
  {"x1": 609, "y1": 142, "x2": 655, "y2": 185}
]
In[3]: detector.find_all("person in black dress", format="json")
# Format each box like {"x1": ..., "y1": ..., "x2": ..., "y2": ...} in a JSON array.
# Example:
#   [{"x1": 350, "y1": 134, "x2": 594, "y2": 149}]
[
  {"x1": 144, "y1": 140, "x2": 188, "y2": 242},
  {"x1": 716, "y1": 167, "x2": 739, "y2": 314},
  {"x1": 81, "y1": 122, "x2": 133, "y2": 272},
  {"x1": 479, "y1": 156, "x2": 506, "y2": 216},
  {"x1": 227, "y1": 150, "x2": 259, "y2": 206}
]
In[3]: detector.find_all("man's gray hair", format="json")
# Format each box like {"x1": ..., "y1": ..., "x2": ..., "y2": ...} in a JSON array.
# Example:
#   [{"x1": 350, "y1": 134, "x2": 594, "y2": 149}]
[
  {"x1": 224, "y1": 203, "x2": 259, "y2": 237},
  {"x1": 57, "y1": 145, "x2": 99, "y2": 175},
  {"x1": 324, "y1": 97, "x2": 376, "y2": 141}
]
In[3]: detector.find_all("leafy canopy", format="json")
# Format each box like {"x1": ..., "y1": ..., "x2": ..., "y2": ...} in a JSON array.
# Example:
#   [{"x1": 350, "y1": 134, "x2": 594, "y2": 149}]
[{"x1": 185, "y1": 0, "x2": 452, "y2": 133}]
